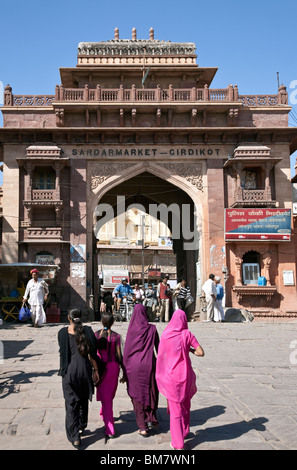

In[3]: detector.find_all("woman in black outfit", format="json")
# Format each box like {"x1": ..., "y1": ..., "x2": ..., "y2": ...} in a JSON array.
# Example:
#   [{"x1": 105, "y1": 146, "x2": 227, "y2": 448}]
[{"x1": 58, "y1": 308, "x2": 99, "y2": 448}]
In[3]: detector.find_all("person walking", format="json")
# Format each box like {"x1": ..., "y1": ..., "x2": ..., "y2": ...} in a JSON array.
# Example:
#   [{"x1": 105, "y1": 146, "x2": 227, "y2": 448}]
[
  {"x1": 157, "y1": 276, "x2": 171, "y2": 322},
  {"x1": 23, "y1": 268, "x2": 49, "y2": 327},
  {"x1": 144, "y1": 283, "x2": 158, "y2": 322},
  {"x1": 156, "y1": 309, "x2": 204, "y2": 450},
  {"x1": 202, "y1": 274, "x2": 217, "y2": 322},
  {"x1": 95, "y1": 312, "x2": 125, "y2": 441},
  {"x1": 58, "y1": 309, "x2": 99, "y2": 448},
  {"x1": 123, "y1": 304, "x2": 159, "y2": 436},
  {"x1": 173, "y1": 278, "x2": 192, "y2": 311},
  {"x1": 133, "y1": 283, "x2": 145, "y2": 304},
  {"x1": 214, "y1": 276, "x2": 225, "y2": 322}
]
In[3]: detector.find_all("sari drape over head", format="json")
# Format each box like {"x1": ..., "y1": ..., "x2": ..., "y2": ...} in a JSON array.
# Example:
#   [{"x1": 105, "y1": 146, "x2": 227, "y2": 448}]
[
  {"x1": 123, "y1": 304, "x2": 158, "y2": 407},
  {"x1": 156, "y1": 309, "x2": 198, "y2": 403}
]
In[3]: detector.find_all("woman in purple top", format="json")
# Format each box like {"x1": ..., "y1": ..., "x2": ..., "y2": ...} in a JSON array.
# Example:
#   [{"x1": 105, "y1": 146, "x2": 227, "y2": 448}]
[
  {"x1": 95, "y1": 312, "x2": 125, "y2": 440},
  {"x1": 123, "y1": 303, "x2": 159, "y2": 436}
]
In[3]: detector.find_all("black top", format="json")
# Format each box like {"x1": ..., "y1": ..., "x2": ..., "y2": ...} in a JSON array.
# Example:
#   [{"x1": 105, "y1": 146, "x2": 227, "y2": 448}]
[{"x1": 58, "y1": 325, "x2": 98, "y2": 377}]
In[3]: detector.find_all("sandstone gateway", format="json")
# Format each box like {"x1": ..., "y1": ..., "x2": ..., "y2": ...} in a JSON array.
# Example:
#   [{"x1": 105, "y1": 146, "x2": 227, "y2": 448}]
[{"x1": 1, "y1": 28, "x2": 297, "y2": 320}]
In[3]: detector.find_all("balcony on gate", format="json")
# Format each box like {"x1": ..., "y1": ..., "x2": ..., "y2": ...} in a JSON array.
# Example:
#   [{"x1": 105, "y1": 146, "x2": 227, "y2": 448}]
[{"x1": 224, "y1": 145, "x2": 281, "y2": 208}]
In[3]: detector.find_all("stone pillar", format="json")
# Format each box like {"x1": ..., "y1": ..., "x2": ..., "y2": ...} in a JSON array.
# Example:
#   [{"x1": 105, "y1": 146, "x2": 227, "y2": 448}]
[
  {"x1": 4, "y1": 84, "x2": 13, "y2": 106},
  {"x1": 131, "y1": 84, "x2": 136, "y2": 101},
  {"x1": 69, "y1": 159, "x2": 89, "y2": 318},
  {"x1": 84, "y1": 84, "x2": 89, "y2": 101},
  {"x1": 264, "y1": 162, "x2": 272, "y2": 200},
  {"x1": 228, "y1": 84, "x2": 234, "y2": 101},
  {"x1": 114, "y1": 27, "x2": 119, "y2": 40},
  {"x1": 235, "y1": 253, "x2": 243, "y2": 285},
  {"x1": 235, "y1": 162, "x2": 243, "y2": 202},
  {"x1": 96, "y1": 84, "x2": 101, "y2": 101},
  {"x1": 54, "y1": 163, "x2": 60, "y2": 200},
  {"x1": 157, "y1": 85, "x2": 162, "y2": 101},
  {"x1": 132, "y1": 28, "x2": 137, "y2": 40},
  {"x1": 263, "y1": 251, "x2": 272, "y2": 286},
  {"x1": 149, "y1": 28, "x2": 154, "y2": 40},
  {"x1": 204, "y1": 84, "x2": 209, "y2": 101},
  {"x1": 25, "y1": 161, "x2": 32, "y2": 201},
  {"x1": 278, "y1": 84, "x2": 288, "y2": 105}
]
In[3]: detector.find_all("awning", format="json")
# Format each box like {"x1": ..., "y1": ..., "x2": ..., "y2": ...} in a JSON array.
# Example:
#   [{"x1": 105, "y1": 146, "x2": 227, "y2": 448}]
[{"x1": 0, "y1": 263, "x2": 60, "y2": 279}]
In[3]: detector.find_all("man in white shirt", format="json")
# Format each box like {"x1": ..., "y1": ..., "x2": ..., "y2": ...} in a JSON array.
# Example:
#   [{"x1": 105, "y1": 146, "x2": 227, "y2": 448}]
[
  {"x1": 23, "y1": 269, "x2": 49, "y2": 327},
  {"x1": 202, "y1": 273, "x2": 217, "y2": 322},
  {"x1": 133, "y1": 283, "x2": 145, "y2": 304}
]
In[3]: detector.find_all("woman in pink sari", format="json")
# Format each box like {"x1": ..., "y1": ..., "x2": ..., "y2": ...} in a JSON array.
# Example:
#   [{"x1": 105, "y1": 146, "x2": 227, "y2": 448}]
[
  {"x1": 156, "y1": 309, "x2": 204, "y2": 450},
  {"x1": 95, "y1": 312, "x2": 125, "y2": 440}
]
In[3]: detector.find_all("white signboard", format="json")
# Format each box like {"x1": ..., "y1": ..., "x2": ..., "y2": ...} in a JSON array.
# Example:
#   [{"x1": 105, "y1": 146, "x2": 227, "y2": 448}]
[
  {"x1": 103, "y1": 269, "x2": 129, "y2": 287},
  {"x1": 35, "y1": 254, "x2": 55, "y2": 265},
  {"x1": 158, "y1": 236, "x2": 173, "y2": 248},
  {"x1": 283, "y1": 270, "x2": 295, "y2": 286}
]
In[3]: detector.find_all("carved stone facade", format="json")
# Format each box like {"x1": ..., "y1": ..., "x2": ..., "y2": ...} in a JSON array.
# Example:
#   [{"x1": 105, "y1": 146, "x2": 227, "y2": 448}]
[
  {"x1": 1, "y1": 29, "x2": 297, "y2": 320},
  {"x1": 91, "y1": 163, "x2": 132, "y2": 189},
  {"x1": 158, "y1": 163, "x2": 203, "y2": 192}
]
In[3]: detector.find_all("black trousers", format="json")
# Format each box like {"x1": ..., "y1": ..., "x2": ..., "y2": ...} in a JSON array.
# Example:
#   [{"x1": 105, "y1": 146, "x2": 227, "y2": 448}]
[
  {"x1": 177, "y1": 298, "x2": 186, "y2": 311},
  {"x1": 65, "y1": 399, "x2": 89, "y2": 443}
]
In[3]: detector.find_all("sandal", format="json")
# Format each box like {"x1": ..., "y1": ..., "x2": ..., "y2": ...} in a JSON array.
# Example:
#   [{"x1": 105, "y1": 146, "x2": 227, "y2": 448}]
[
  {"x1": 138, "y1": 429, "x2": 149, "y2": 437},
  {"x1": 170, "y1": 442, "x2": 184, "y2": 450},
  {"x1": 72, "y1": 439, "x2": 81, "y2": 448}
]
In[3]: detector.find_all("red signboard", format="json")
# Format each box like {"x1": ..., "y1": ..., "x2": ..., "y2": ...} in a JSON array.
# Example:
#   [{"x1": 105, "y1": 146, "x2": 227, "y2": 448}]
[
  {"x1": 225, "y1": 208, "x2": 291, "y2": 241},
  {"x1": 147, "y1": 269, "x2": 161, "y2": 277}
]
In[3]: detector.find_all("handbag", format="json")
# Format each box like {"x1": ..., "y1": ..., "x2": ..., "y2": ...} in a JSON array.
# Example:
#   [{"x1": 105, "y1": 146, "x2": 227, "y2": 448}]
[
  {"x1": 19, "y1": 304, "x2": 32, "y2": 322},
  {"x1": 185, "y1": 295, "x2": 194, "y2": 308}
]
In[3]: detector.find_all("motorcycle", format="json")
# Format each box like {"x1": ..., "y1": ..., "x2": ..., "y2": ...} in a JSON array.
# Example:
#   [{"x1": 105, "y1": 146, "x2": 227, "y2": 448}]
[{"x1": 115, "y1": 294, "x2": 135, "y2": 321}]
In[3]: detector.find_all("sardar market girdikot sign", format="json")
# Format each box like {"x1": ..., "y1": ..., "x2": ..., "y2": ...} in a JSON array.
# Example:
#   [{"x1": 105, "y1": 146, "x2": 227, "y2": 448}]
[
  {"x1": 71, "y1": 147, "x2": 221, "y2": 157},
  {"x1": 225, "y1": 208, "x2": 291, "y2": 241}
]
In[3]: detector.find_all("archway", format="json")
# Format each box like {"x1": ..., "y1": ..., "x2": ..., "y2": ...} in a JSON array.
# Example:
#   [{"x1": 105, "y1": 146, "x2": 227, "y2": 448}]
[{"x1": 87, "y1": 166, "x2": 207, "y2": 319}]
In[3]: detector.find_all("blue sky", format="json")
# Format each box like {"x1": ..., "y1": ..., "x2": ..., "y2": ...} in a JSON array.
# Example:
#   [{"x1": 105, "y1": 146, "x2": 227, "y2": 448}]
[{"x1": 1, "y1": 0, "x2": 297, "y2": 184}]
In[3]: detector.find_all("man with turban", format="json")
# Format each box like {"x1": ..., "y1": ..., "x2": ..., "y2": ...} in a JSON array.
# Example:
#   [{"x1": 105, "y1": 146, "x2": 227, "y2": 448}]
[{"x1": 23, "y1": 269, "x2": 49, "y2": 326}]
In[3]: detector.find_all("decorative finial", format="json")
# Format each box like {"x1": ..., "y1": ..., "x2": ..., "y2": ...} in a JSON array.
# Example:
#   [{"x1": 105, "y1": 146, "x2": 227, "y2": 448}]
[
  {"x1": 132, "y1": 27, "x2": 137, "y2": 40},
  {"x1": 149, "y1": 27, "x2": 154, "y2": 40},
  {"x1": 114, "y1": 27, "x2": 119, "y2": 40}
]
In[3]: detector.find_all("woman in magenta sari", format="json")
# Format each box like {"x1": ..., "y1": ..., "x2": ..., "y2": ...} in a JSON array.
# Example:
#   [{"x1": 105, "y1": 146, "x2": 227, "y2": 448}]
[
  {"x1": 123, "y1": 303, "x2": 159, "y2": 437},
  {"x1": 95, "y1": 312, "x2": 125, "y2": 440},
  {"x1": 156, "y1": 309, "x2": 204, "y2": 450}
]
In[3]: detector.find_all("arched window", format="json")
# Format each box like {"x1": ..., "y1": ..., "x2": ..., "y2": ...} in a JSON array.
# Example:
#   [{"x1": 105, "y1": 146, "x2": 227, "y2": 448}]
[{"x1": 242, "y1": 251, "x2": 260, "y2": 285}]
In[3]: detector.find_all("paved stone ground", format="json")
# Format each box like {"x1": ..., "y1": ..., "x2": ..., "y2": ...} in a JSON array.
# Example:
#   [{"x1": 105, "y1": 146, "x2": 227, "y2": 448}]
[{"x1": 0, "y1": 318, "x2": 297, "y2": 452}]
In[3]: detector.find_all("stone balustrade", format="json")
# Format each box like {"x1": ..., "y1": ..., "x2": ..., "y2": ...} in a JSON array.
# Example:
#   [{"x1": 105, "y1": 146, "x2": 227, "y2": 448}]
[
  {"x1": 32, "y1": 189, "x2": 55, "y2": 200},
  {"x1": 13, "y1": 95, "x2": 54, "y2": 106},
  {"x1": 3, "y1": 83, "x2": 288, "y2": 107},
  {"x1": 231, "y1": 188, "x2": 276, "y2": 208},
  {"x1": 242, "y1": 189, "x2": 266, "y2": 201}
]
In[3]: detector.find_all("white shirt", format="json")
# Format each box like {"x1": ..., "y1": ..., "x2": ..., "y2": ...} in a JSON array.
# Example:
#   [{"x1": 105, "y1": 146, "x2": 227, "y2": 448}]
[
  {"x1": 24, "y1": 278, "x2": 49, "y2": 306},
  {"x1": 202, "y1": 278, "x2": 217, "y2": 299},
  {"x1": 133, "y1": 288, "x2": 144, "y2": 300}
]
